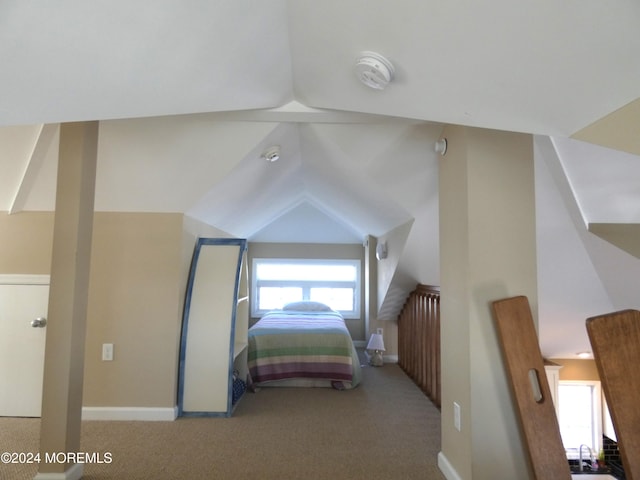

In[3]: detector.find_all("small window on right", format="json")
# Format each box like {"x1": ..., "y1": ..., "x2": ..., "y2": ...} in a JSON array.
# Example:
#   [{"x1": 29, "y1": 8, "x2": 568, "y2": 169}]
[{"x1": 558, "y1": 380, "x2": 603, "y2": 459}]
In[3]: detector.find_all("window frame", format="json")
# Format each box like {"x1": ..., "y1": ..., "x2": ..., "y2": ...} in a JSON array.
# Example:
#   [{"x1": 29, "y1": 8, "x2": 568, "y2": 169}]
[{"x1": 251, "y1": 258, "x2": 361, "y2": 319}]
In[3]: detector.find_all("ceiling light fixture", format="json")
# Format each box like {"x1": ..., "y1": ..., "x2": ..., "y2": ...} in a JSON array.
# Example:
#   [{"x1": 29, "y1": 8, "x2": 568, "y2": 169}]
[
  {"x1": 576, "y1": 351, "x2": 592, "y2": 359},
  {"x1": 261, "y1": 145, "x2": 280, "y2": 163},
  {"x1": 355, "y1": 51, "x2": 395, "y2": 90}
]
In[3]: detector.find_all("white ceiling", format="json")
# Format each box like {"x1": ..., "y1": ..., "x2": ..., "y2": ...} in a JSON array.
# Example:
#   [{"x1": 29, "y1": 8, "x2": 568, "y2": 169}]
[
  {"x1": 553, "y1": 137, "x2": 640, "y2": 225},
  {"x1": 2, "y1": 1, "x2": 639, "y2": 135},
  {"x1": 1, "y1": 1, "x2": 639, "y2": 358}
]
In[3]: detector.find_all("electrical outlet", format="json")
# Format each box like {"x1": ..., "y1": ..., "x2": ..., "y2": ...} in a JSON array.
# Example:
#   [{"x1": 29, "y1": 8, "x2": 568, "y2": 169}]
[
  {"x1": 376, "y1": 328, "x2": 383, "y2": 336},
  {"x1": 453, "y1": 402, "x2": 461, "y2": 431},
  {"x1": 102, "y1": 343, "x2": 114, "y2": 361}
]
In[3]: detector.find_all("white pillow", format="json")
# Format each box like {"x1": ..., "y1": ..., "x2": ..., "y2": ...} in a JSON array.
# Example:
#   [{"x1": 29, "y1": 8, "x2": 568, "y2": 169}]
[{"x1": 282, "y1": 301, "x2": 333, "y2": 312}]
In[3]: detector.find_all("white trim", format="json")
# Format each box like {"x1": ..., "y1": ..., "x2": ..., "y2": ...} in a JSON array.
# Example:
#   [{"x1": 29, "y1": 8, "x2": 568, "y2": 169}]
[
  {"x1": 353, "y1": 340, "x2": 367, "y2": 348},
  {"x1": 437, "y1": 451, "x2": 463, "y2": 480},
  {"x1": 33, "y1": 462, "x2": 83, "y2": 480},
  {"x1": 383, "y1": 354, "x2": 398, "y2": 364},
  {"x1": 81, "y1": 406, "x2": 178, "y2": 421},
  {"x1": 0, "y1": 274, "x2": 50, "y2": 285}
]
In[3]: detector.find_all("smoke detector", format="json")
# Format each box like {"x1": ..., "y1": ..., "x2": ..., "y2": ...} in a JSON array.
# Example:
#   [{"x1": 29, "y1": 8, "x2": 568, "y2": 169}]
[
  {"x1": 355, "y1": 51, "x2": 395, "y2": 90},
  {"x1": 261, "y1": 145, "x2": 280, "y2": 162}
]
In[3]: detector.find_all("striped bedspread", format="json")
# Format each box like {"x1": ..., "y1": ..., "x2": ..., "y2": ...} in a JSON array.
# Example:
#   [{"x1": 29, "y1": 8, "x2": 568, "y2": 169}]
[{"x1": 248, "y1": 310, "x2": 360, "y2": 387}]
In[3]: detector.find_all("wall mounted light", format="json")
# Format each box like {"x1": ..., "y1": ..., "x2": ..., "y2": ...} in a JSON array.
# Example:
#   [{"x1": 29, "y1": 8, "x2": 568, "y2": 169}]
[
  {"x1": 261, "y1": 145, "x2": 280, "y2": 162},
  {"x1": 435, "y1": 138, "x2": 448, "y2": 156},
  {"x1": 376, "y1": 241, "x2": 387, "y2": 260}
]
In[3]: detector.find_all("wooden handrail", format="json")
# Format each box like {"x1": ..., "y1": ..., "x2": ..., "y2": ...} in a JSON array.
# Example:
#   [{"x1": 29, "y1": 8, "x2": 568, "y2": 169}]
[{"x1": 397, "y1": 284, "x2": 441, "y2": 408}]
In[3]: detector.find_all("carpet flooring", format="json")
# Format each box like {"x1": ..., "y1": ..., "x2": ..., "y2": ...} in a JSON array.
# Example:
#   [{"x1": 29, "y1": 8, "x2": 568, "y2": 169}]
[{"x1": 0, "y1": 359, "x2": 444, "y2": 480}]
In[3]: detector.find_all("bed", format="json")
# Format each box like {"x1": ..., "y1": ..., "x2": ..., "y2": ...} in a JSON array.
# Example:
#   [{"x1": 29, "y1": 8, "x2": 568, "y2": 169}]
[{"x1": 247, "y1": 301, "x2": 362, "y2": 390}]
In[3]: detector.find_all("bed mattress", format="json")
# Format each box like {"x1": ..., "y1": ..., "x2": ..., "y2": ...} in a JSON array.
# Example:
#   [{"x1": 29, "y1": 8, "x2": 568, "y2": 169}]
[{"x1": 247, "y1": 309, "x2": 361, "y2": 389}]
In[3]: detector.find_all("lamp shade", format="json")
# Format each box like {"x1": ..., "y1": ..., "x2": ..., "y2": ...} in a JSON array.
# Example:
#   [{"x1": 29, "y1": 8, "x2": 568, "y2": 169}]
[{"x1": 367, "y1": 333, "x2": 385, "y2": 352}]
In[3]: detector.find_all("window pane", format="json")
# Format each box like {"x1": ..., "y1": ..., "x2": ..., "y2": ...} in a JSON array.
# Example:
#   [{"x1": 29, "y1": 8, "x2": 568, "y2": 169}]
[
  {"x1": 558, "y1": 384, "x2": 595, "y2": 451},
  {"x1": 252, "y1": 258, "x2": 361, "y2": 318},
  {"x1": 258, "y1": 287, "x2": 302, "y2": 310},
  {"x1": 256, "y1": 263, "x2": 356, "y2": 281},
  {"x1": 310, "y1": 288, "x2": 353, "y2": 311}
]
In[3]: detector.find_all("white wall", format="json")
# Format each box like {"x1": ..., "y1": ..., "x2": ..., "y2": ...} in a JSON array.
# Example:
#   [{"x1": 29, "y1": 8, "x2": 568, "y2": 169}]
[
  {"x1": 535, "y1": 136, "x2": 640, "y2": 359},
  {"x1": 534, "y1": 137, "x2": 615, "y2": 358}
]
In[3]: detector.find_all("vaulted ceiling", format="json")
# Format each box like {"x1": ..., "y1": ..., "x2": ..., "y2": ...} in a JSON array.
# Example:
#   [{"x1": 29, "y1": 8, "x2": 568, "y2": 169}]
[
  {"x1": 2, "y1": 1, "x2": 638, "y2": 136},
  {"x1": 1, "y1": 1, "x2": 639, "y2": 229},
  {"x1": 1, "y1": 1, "x2": 639, "y2": 357}
]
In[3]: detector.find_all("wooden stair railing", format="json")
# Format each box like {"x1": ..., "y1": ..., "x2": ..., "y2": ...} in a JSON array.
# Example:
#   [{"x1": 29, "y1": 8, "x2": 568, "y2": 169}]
[{"x1": 397, "y1": 284, "x2": 441, "y2": 408}]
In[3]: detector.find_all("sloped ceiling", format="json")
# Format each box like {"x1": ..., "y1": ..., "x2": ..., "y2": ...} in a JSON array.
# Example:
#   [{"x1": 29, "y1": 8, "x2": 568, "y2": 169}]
[
  {"x1": 1, "y1": 1, "x2": 640, "y2": 357},
  {"x1": 186, "y1": 121, "x2": 418, "y2": 240},
  {"x1": 1, "y1": 1, "x2": 639, "y2": 134},
  {"x1": 0, "y1": 2, "x2": 293, "y2": 125},
  {"x1": 535, "y1": 136, "x2": 640, "y2": 358}
]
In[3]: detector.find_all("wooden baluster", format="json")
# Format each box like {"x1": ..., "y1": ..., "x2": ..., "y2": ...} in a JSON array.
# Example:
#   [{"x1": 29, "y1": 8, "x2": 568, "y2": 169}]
[{"x1": 396, "y1": 284, "x2": 441, "y2": 408}]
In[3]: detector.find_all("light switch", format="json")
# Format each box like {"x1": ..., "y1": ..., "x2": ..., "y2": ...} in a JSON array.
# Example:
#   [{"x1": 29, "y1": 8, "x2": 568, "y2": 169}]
[
  {"x1": 102, "y1": 343, "x2": 114, "y2": 361},
  {"x1": 454, "y1": 402, "x2": 461, "y2": 431}
]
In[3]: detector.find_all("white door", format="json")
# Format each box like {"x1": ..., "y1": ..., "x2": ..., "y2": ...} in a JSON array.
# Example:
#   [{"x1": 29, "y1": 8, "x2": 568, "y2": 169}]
[{"x1": 0, "y1": 276, "x2": 49, "y2": 417}]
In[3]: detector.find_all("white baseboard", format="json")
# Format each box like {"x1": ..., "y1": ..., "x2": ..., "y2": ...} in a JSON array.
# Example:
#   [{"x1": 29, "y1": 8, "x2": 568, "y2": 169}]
[
  {"x1": 438, "y1": 451, "x2": 462, "y2": 480},
  {"x1": 81, "y1": 406, "x2": 178, "y2": 421},
  {"x1": 33, "y1": 462, "x2": 83, "y2": 480}
]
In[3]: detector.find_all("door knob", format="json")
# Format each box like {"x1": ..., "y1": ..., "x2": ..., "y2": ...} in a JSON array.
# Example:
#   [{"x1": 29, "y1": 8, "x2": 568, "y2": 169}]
[{"x1": 31, "y1": 317, "x2": 47, "y2": 328}]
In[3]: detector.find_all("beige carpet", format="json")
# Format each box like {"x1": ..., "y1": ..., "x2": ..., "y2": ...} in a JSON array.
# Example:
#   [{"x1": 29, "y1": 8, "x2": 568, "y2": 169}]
[{"x1": 0, "y1": 360, "x2": 444, "y2": 480}]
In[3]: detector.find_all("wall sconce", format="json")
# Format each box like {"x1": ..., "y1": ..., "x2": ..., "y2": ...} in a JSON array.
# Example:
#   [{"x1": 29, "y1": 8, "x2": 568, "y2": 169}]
[
  {"x1": 434, "y1": 138, "x2": 447, "y2": 156},
  {"x1": 376, "y1": 241, "x2": 387, "y2": 260}
]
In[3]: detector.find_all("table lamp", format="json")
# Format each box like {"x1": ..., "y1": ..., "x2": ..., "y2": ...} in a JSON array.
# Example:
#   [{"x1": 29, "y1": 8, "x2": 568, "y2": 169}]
[{"x1": 366, "y1": 333, "x2": 386, "y2": 367}]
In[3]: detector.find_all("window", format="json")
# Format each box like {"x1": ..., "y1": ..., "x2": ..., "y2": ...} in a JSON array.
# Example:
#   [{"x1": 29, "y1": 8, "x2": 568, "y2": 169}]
[
  {"x1": 251, "y1": 258, "x2": 361, "y2": 319},
  {"x1": 558, "y1": 381, "x2": 602, "y2": 458}
]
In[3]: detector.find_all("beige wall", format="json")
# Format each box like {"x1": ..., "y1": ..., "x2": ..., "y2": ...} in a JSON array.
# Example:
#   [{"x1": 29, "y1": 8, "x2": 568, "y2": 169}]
[
  {"x1": 0, "y1": 213, "x2": 369, "y2": 410},
  {"x1": 572, "y1": 97, "x2": 640, "y2": 156},
  {"x1": 83, "y1": 212, "x2": 184, "y2": 407},
  {"x1": 0, "y1": 212, "x2": 185, "y2": 408},
  {"x1": 364, "y1": 235, "x2": 377, "y2": 338},
  {"x1": 0, "y1": 211, "x2": 54, "y2": 273},
  {"x1": 439, "y1": 126, "x2": 537, "y2": 480},
  {"x1": 551, "y1": 358, "x2": 600, "y2": 381},
  {"x1": 248, "y1": 242, "x2": 366, "y2": 341},
  {"x1": 439, "y1": 125, "x2": 473, "y2": 480}
]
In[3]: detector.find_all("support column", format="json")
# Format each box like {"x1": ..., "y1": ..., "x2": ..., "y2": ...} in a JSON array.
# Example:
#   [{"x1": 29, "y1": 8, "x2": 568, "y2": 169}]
[
  {"x1": 37, "y1": 122, "x2": 98, "y2": 480},
  {"x1": 438, "y1": 126, "x2": 537, "y2": 480},
  {"x1": 364, "y1": 234, "x2": 378, "y2": 338}
]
